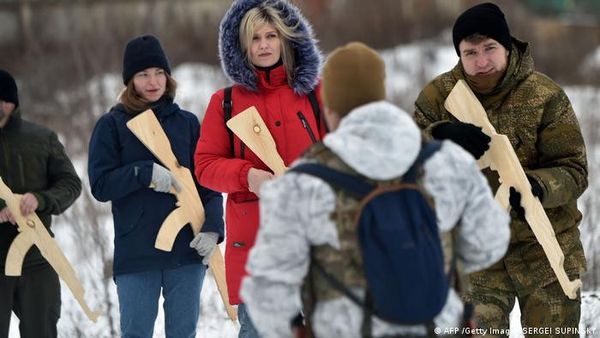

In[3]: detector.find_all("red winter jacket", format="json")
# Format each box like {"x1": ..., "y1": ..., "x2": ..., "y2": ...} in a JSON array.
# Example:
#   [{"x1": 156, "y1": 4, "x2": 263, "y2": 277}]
[{"x1": 195, "y1": 65, "x2": 326, "y2": 304}]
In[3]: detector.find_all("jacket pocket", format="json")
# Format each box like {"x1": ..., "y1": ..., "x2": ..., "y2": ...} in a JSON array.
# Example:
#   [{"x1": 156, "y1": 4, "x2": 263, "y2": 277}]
[
  {"x1": 226, "y1": 196, "x2": 259, "y2": 249},
  {"x1": 113, "y1": 201, "x2": 144, "y2": 238}
]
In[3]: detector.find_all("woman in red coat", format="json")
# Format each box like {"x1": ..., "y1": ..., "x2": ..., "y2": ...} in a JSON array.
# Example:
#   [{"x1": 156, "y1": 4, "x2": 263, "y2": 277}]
[{"x1": 194, "y1": 0, "x2": 325, "y2": 336}]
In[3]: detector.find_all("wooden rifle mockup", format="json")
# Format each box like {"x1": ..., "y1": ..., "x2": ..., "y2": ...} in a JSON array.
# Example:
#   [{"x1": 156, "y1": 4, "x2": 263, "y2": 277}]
[
  {"x1": 0, "y1": 178, "x2": 101, "y2": 321},
  {"x1": 127, "y1": 110, "x2": 237, "y2": 321}
]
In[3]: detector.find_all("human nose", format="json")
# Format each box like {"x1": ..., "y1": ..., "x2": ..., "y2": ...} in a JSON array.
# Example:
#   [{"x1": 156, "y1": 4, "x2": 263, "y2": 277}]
[
  {"x1": 258, "y1": 38, "x2": 268, "y2": 49},
  {"x1": 475, "y1": 55, "x2": 488, "y2": 68},
  {"x1": 148, "y1": 73, "x2": 160, "y2": 86}
]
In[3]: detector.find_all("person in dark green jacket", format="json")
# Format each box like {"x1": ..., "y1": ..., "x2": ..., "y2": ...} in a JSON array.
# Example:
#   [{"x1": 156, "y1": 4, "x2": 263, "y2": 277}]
[
  {"x1": 414, "y1": 3, "x2": 588, "y2": 336},
  {"x1": 0, "y1": 69, "x2": 82, "y2": 338}
]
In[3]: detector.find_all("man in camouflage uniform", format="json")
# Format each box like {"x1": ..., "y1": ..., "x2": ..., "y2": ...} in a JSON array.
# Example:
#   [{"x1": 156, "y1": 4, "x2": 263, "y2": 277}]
[
  {"x1": 241, "y1": 42, "x2": 510, "y2": 338},
  {"x1": 414, "y1": 3, "x2": 588, "y2": 336}
]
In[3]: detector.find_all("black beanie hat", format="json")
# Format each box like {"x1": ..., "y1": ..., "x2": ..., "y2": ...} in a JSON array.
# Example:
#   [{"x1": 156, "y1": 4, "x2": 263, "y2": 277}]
[
  {"x1": 0, "y1": 69, "x2": 18, "y2": 107},
  {"x1": 452, "y1": 2, "x2": 512, "y2": 55},
  {"x1": 122, "y1": 35, "x2": 171, "y2": 85}
]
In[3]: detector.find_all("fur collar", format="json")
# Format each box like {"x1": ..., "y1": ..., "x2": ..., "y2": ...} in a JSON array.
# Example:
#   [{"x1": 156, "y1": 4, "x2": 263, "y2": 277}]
[{"x1": 218, "y1": 0, "x2": 322, "y2": 94}]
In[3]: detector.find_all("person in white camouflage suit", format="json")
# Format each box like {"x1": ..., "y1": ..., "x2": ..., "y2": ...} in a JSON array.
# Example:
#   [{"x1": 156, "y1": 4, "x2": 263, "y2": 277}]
[{"x1": 241, "y1": 42, "x2": 511, "y2": 338}]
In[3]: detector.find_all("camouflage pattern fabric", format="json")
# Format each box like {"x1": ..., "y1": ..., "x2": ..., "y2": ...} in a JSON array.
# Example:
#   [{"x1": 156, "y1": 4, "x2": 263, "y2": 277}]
[
  {"x1": 466, "y1": 264, "x2": 580, "y2": 338},
  {"x1": 414, "y1": 38, "x2": 587, "y2": 330},
  {"x1": 465, "y1": 230, "x2": 583, "y2": 337},
  {"x1": 301, "y1": 142, "x2": 375, "y2": 302}
]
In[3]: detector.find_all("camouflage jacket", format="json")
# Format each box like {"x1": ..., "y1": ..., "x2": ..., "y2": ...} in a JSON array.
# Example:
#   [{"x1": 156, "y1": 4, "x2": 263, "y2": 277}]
[{"x1": 414, "y1": 39, "x2": 588, "y2": 292}]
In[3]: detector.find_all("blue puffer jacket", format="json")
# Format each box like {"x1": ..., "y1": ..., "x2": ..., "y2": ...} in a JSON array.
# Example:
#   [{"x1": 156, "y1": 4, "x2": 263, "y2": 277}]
[{"x1": 88, "y1": 97, "x2": 223, "y2": 276}]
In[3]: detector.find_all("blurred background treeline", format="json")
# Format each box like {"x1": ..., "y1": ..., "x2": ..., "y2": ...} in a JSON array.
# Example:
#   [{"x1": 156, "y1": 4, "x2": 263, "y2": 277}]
[{"x1": 1, "y1": 0, "x2": 600, "y2": 132}]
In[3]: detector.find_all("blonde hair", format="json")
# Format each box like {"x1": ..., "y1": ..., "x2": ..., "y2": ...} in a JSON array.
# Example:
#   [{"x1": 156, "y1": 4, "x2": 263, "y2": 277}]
[
  {"x1": 239, "y1": 4, "x2": 304, "y2": 87},
  {"x1": 119, "y1": 72, "x2": 177, "y2": 115}
]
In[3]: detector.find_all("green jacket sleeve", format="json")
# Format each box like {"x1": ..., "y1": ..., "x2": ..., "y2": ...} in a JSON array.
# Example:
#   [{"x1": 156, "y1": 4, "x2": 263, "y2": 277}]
[
  {"x1": 527, "y1": 90, "x2": 588, "y2": 208},
  {"x1": 414, "y1": 83, "x2": 455, "y2": 138},
  {"x1": 33, "y1": 132, "x2": 82, "y2": 215}
]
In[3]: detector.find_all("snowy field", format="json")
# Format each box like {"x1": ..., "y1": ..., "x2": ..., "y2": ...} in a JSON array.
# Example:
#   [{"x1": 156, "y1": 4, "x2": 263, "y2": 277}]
[{"x1": 8, "y1": 38, "x2": 600, "y2": 337}]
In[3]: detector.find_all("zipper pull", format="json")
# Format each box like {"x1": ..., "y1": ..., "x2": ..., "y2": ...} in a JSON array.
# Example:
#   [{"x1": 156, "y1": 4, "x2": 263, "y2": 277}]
[{"x1": 297, "y1": 112, "x2": 308, "y2": 128}]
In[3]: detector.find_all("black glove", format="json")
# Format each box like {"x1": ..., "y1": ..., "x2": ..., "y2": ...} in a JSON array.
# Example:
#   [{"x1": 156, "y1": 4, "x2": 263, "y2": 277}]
[
  {"x1": 528, "y1": 176, "x2": 544, "y2": 201},
  {"x1": 290, "y1": 312, "x2": 305, "y2": 338},
  {"x1": 509, "y1": 177, "x2": 544, "y2": 221},
  {"x1": 431, "y1": 121, "x2": 491, "y2": 159},
  {"x1": 509, "y1": 187, "x2": 526, "y2": 221}
]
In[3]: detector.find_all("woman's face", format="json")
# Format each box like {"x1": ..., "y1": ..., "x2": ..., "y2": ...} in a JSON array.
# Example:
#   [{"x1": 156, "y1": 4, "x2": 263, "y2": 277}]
[
  {"x1": 132, "y1": 67, "x2": 167, "y2": 102},
  {"x1": 248, "y1": 23, "x2": 281, "y2": 68}
]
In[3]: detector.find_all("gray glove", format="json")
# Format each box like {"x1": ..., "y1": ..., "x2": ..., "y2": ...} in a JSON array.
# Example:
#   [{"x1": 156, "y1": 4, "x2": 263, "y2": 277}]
[
  {"x1": 151, "y1": 163, "x2": 181, "y2": 193},
  {"x1": 189, "y1": 231, "x2": 218, "y2": 265}
]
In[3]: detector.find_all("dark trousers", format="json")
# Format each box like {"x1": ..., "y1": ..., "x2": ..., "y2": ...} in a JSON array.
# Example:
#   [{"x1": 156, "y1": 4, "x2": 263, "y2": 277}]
[{"x1": 0, "y1": 263, "x2": 61, "y2": 338}]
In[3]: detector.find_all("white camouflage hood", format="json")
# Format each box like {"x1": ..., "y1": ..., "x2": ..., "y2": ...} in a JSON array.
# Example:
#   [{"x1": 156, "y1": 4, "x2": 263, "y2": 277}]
[{"x1": 323, "y1": 101, "x2": 421, "y2": 180}]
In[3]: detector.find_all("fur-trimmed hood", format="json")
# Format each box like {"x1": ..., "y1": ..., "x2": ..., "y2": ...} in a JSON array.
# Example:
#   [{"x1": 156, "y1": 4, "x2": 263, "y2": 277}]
[{"x1": 218, "y1": 0, "x2": 322, "y2": 94}]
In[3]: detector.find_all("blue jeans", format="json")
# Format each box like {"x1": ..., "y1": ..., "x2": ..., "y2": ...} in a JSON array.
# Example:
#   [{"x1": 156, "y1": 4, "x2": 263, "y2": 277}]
[
  {"x1": 238, "y1": 303, "x2": 260, "y2": 338},
  {"x1": 115, "y1": 264, "x2": 206, "y2": 338}
]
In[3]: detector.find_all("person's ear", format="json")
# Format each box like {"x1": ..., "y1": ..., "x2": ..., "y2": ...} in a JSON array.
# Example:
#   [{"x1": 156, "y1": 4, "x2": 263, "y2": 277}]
[{"x1": 324, "y1": 107, "x2": 341, "y2": 131}]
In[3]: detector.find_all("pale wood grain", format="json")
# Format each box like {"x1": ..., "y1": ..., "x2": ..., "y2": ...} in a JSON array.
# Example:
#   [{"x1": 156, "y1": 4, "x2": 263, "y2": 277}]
[
  {"x1": 0, "y1": 178, "x2": 101, "y2": 321},
  {"x1": 226, "y1": 106, "x2": 287, "y2": 176}
]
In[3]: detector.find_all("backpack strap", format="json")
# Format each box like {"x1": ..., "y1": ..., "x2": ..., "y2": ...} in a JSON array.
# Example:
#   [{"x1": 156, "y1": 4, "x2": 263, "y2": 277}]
[
  {"x1": 292, "y1": 141, "x2": 442, "y2": 195},
  {"x1": 290, "y1": 163, "x2": 374, "y2": 199},
  {"x1": 223, "y1": 86, "x2": 234, "y2": 157},
  {"x1": 307, "y1": 90, "x2": 325, "y2": 132},
  {"x1": 312, "y1": 260, "x2": 366, "y2": 307},
  {"x1": 402, "y1": 140, "x2": 442, "y2": 183}
]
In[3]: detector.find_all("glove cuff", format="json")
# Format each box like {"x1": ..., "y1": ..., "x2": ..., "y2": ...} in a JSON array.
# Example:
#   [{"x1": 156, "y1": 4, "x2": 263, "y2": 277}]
[
  {"x1": 527, "y1": 175, "x2": 544, "y2": 201},
  {"x1": 430, "y1": 121, "x2": 452, "y2": 140},
  {"x1": 202, "y1": 232, "x2": 219, "y2": 242}
]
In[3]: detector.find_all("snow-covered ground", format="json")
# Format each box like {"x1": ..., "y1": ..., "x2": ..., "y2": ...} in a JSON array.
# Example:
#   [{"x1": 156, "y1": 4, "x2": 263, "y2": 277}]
[{"x1": 8, "y1": 37, "x2": 600, "y2": 337}]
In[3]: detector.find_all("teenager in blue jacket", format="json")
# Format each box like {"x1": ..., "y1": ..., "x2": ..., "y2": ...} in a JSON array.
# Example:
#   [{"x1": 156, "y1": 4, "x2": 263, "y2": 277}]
[{"x1": 88, "y1": 35, "x2": 223, "y2": 338}]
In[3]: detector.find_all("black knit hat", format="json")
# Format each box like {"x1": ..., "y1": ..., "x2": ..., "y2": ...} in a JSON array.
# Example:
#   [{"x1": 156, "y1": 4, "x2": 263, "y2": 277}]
[
  {"x1": 122, "y1": 35, "x2": 171, "y2": 85},
  {"x1": 452, "y1": 2, "x2": 512, "y2": 55},
  {"x1": 0, "y1": 69, "x2": 18, "y2": 107}
]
